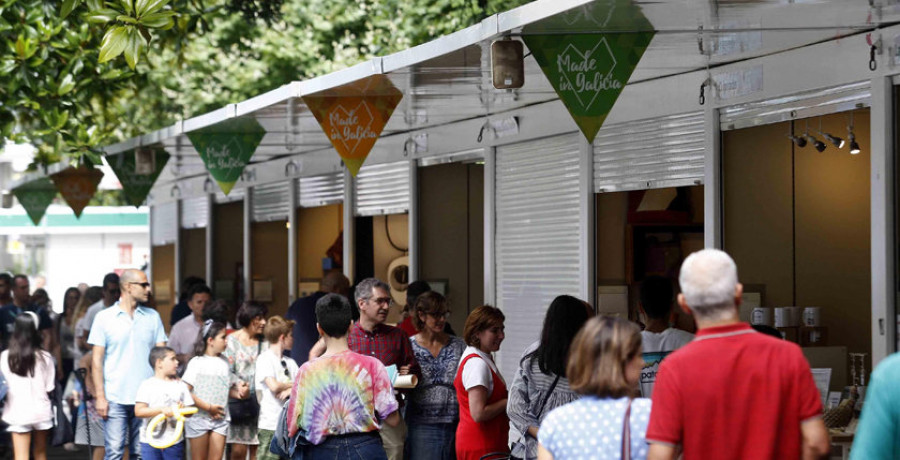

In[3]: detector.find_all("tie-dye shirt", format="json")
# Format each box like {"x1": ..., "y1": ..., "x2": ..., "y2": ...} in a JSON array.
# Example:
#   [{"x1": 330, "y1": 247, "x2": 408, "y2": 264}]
[{"x1": 287, "y1": 350, "x2": 399, "y2": 445}]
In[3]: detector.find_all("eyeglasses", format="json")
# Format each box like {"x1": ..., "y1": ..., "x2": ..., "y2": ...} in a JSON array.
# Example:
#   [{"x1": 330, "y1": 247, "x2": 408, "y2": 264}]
[
  {"x1": 428, "y1": 311, "x2": 451, "y2": 320},
  {"x1": 128, "y1": 282, "x2": 150, "y2": 289},
  {"x1": 371, "y1": 297, "x2": 393, "y2": 306},
  {"x1": 280, "y1": 359, "x2": 290, "y2": 378}
]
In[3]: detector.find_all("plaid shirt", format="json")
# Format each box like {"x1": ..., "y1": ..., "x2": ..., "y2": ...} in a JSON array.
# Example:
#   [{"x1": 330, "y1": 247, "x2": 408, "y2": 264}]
[{"x1": 348, "y1": 322, "x2": 421, "y2": 378}]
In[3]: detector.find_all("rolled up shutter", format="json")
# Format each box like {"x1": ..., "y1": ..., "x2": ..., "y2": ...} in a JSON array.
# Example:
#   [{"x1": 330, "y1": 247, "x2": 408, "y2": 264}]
[
  {"x1": 298, "y1": 172, "x2": 344, "y2": 208},
  {"x1": 354, "y1": 161, "x2": 410, "y2": 216},
  {"x1": 719, "y1": 81, "x2": 870, "y2": 130},
  {"x1": 151, "y1": 202, "x2": 177, "y2": 246},
  {"x1": 495, "y1": 134, "x2": 582, "y2": 379},
  {"x1": 251, "y1": 181, "x2": 291, "y2": 222},
  {"x1": 594, "y1": 112, "x2": 705, "y2": 193},
  {"x1": 180, "y1": 196, "x2": 208, "y2": 229}
]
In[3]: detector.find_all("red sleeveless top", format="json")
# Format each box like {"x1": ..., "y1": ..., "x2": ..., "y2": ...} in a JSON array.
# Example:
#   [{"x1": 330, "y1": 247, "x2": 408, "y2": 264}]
[{"x1": 454, "y1": 353, "x2": 510, "y2": 460}]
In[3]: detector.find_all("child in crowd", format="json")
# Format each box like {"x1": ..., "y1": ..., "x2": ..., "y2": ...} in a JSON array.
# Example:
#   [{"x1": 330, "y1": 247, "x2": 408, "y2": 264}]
[
  {"x1": 0, "y1": 312, "x2": 54, "y2": 460},
  {"x1": 183, "y1": 321, "x2": 246, "y2": 460},
  {"x1": 287, "y1": 294, "x2": 400, "y2": 460},
  {"x1": 255, "y1": 316, "x2": 299, "y2": 460},
  {"x1": 134, "y1": 347, "x2": 195, "y2": 460}
]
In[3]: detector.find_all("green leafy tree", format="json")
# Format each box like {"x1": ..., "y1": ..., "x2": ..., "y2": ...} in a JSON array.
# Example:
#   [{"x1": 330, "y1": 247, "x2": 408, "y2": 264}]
[{"x1": 1, "y1": 0, "x2": 532, "y2": 171}]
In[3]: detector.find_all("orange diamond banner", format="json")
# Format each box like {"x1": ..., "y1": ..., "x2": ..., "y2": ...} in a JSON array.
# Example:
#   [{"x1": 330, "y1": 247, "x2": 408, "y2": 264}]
[
  {"x1": 303, "y1": 75, "x2": 403, "y2": 176},
  {"x1": 50, "y1": 166, "x2": 104, "y2": 217}
]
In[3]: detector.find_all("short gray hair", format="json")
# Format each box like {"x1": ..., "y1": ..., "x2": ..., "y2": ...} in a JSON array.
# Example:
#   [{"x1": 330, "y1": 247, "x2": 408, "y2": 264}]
[
  {"x1": 355, "y1": 278, "x2": 389, "y2": 302},
  {"x1": 679, "y1": 249, "x2": 739, "y2": 320}
]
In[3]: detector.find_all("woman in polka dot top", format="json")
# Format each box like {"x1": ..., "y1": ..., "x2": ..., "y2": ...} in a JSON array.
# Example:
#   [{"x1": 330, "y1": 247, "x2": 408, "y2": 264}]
[{"x1": 537, "y1": 316, "x2": 651, "y2": 460}]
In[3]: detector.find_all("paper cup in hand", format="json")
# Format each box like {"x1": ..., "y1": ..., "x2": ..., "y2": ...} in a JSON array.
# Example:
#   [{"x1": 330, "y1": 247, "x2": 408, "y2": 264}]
[{"x1": 385, "y1": 364, "x2": 418, "y2": 389}]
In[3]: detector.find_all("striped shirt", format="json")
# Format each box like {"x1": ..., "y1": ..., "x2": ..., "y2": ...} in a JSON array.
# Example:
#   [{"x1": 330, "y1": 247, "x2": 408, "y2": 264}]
[{"x1": 507, "y1": 341, "x2": 580, "y2": 459}]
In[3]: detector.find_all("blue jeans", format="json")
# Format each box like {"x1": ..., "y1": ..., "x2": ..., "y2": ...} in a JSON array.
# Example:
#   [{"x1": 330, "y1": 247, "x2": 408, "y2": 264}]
[
  {"x1": 406, "y1": 423, "x2": 456, "y2": 460},
  {"x1": 140, "y1": 441, "x2": 184, "y2": 460},
  {"x1": 294, "y1": 432, "x2": 387, "y2": 460},
  {"x1": 103, "y1": 402, "x2": 141, "y2": 460}
]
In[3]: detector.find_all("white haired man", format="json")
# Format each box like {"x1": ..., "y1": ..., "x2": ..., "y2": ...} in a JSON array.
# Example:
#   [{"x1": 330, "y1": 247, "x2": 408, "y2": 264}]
[{"x1": 646, "y1": 249, "x2": 830, "y2": 460}]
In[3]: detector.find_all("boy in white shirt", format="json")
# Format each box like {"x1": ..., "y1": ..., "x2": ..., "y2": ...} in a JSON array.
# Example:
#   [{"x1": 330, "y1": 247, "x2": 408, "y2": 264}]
[
  {"x1": 134, "y1": 346, "x2": 195, "y2": 460},
  {"x1": 255, "y1": 316, "x2": 299, "y2": 460}
]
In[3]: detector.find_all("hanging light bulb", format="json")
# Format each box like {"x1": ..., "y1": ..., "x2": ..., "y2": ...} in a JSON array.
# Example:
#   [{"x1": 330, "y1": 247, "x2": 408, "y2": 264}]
[
  {"x1": 809, "y1": 117, "x2": 827, "y2": 152},
  {"x1": 788, "y1": 122, "x2": 807, "y2": 147},
  {"x1": 848, "y1": 132, "x2": 860, "y2": 154},
  {"x1": 789, "y1": 134, "x2": 807, "y2": 147},
  {"x1": 822, "y1": 133, "x2": 845, "y2": 149},
  {"x1": 806, "y1": 134, "x2": 826, "y2": 152},
  {"x1": 848, "y1": 111, "x2": 860, "y2": 155}
]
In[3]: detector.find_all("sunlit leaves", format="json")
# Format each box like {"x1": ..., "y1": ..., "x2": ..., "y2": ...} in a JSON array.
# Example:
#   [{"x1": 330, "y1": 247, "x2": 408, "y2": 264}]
[
  {"x1": 98, "y1": 26, "x2": 128, "y2": 64},
  {"x1": 89, "y1": 0, "x2": 177, "y2": 69}
]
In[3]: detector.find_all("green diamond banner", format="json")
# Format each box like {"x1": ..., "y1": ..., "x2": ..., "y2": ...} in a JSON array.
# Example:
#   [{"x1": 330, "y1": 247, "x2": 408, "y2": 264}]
[
  {"x1": 106, "y1": 148, "x2": 171, "y2": 207},
  {"x1": 12, "y1": 177, "x2": 56, "y2": 225},
  {"x1": 186, "y1": 117, "x2": 266, "y2": 195},
  {"x1": 523, "y1": 1, "x2": 655, "y2": 143}
]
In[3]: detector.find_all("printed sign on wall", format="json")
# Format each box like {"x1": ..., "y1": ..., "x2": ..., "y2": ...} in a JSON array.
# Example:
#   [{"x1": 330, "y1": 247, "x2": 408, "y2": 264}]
[
  {"x1": 523, "y1": 1, "x2": 655, "y2": 143},
  {"x1": 50, "y1": 166, "x2": 104, "y2": 217},
  {"x1": 106, "y1": 147, "x2": 171, "y2": 207},
  {"x1": 303, "y1": 75, "x2": 403, "y2": 176},
  {"x1": 12, "y1": 177, "x2": 57, "y2": 225},
  {"x1": 186, "y1": 117, "x2": 266, "y2": 195}
]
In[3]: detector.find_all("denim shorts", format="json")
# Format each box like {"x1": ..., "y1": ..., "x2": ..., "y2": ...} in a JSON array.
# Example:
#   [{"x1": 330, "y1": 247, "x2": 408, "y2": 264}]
[{"x1": 185, "y1": 416, "x2": 228, "y2": 439}]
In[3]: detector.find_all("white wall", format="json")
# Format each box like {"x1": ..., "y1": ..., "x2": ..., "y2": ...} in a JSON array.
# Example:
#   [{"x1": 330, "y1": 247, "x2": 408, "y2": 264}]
[{"x1": 45, "y1": 232, "x2": 149, "y2": 312}]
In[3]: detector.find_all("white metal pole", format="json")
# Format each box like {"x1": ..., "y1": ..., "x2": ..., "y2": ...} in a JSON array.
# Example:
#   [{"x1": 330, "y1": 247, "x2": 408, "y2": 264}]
[
  {"x1": 408, "y1": 159, "x2": 419, "y2": 282},
  {"x1": 205, "y1": 192, "x2": 214, "y2": 286},
  {"x1": 288, "y1": 178, "x2": 298, "y2": 303},
  {"x1": 704, "y1": 105, "x2": 722, "y2": 249},
  {"x1": 483, "y1": 146, "x2": 496, "y2": 306},
  {"x1": 343, "y1": 169, "x2": 356, "y2": 284},
  {"x1": 578, "y1": 136, "x2": 596, "y2": 308},
  {"x1": 870, "y1": 75, "x2": 894, "y2": 365},
  {"x1": 244, "y1": 188, "x2": 252, "y2": 303}
]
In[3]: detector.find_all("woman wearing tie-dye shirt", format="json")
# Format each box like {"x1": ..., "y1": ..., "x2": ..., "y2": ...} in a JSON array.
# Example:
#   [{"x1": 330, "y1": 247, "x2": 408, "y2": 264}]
[{"x1": 287, "y1": 293, "x2": 400, "y2": 459}]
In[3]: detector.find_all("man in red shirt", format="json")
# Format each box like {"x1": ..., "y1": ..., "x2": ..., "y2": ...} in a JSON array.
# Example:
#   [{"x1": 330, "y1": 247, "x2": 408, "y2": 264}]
[
  {"x1": 646, "y1": 249, "x2": 830, "y2": 460},
  {"x1": 348, "y1": 277, "x2": 420, "y2": 460}
]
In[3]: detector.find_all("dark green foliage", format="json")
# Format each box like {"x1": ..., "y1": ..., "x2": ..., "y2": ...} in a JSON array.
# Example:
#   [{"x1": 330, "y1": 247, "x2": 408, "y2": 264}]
[{"x1": 1, "y1": 0, "x2": 534, "y2": 169}]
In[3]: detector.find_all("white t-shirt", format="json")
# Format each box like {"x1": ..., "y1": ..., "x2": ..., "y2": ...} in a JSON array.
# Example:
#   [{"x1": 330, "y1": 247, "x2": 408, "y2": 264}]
[
  {"x1": 459, "y1": 346, "x2": 503, "y2": 396},
  {"x1": 182, "y1": 355, "x2": 231, "y2": 422},
  {"x1": 641, "y1": 328, "x2": 694, "y2": 353},
  {"x1": 135, "y1": 377, "x2": 194, "y2": 444},
  {"x1": 254, "y1": 351, "x2": 299, "y2": 430},
  {"x1": 0, "y1": 350, "x2": 54, "y2": 426}
]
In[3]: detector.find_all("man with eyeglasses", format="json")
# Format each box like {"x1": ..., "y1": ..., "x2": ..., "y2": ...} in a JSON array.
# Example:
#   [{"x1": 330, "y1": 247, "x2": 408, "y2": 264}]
[
  {"x1": 348, "y1": 277, "x2": 420, "y2": 460},
  {"x1": 89, "y1": 269, "x2": 167, "y2": 460},
  {"x1": 76, "y1": 272, "x2": 120, "y2": 352}
]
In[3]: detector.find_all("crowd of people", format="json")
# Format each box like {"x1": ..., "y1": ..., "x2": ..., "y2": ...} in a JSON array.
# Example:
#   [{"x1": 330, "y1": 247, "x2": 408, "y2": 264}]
[{"x1": 4, "y1": 248, "x2": 900, "y2": 459}]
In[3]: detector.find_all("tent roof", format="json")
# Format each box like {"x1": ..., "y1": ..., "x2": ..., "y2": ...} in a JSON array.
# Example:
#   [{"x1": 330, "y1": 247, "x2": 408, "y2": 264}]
[{"x1": 15, "y1": 0, "x2": 894, "y2": 192}]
